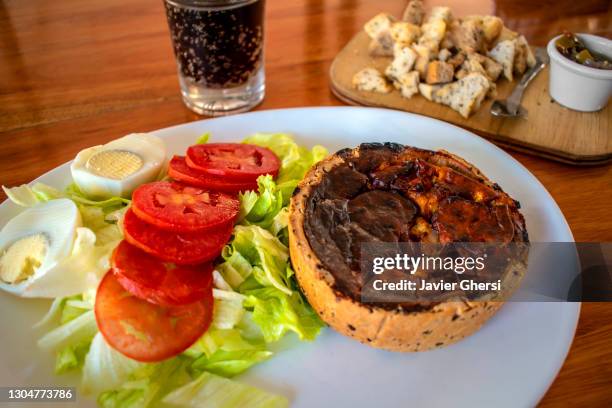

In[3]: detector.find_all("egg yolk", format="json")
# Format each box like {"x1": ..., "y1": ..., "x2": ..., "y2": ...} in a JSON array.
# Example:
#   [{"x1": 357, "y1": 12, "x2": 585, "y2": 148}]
[
  {"x1": 86, "y1": 150, "x2": 144, "y2": 180},
  {"x1": 0, "y1": 234, "x2": 48, "y2": 284}
]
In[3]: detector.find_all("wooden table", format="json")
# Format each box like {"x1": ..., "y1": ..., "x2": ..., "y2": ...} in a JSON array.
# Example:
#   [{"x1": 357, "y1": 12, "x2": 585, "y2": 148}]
[{"x1": 0, "y1": 0, "x2": 610, "y2": 405}]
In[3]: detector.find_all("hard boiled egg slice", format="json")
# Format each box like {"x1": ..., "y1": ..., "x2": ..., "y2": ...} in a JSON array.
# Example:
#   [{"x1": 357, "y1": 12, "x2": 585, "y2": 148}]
[
  {"x1": 0, "y1": 199, "x2": 81, "y2": 296},
  {"x1": 71, "y1": 133, "x2": 166, "y2": 199}
]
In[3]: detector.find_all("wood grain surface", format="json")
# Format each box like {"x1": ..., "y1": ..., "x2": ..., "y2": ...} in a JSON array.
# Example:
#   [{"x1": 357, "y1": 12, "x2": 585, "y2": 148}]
[
  {"x1": 330, "y1": 31, "x2": 611, "y2": 164},
  {"x1": 0, "y1": 0, "x2": 611, "y2": 406}
]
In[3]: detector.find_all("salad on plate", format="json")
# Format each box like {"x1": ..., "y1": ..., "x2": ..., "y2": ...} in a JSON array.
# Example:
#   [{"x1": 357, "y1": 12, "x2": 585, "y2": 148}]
[{"x1": 0, "y1": 131, "x2": 328, "y2": 408}]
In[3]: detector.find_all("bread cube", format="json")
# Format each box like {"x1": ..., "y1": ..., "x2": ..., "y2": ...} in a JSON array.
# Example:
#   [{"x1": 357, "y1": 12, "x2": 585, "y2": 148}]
[
  {"x1": 352, "y1": 68, "x2": 392, "y2": 93},
  {"x1": 432, "y1": 73, "x2": 491, "y2": 118},
  {"x1": 482, "y1": 16, "x2": 503, "y2": 44},
  {"x1": 385, "y1": 46, "x2": 418, "y2": 81},
  {"x1": 394, "y1": 71, "x2": 420, "y2": 98},
  {"x1": 390, "y1": 21, "x2": 421, "y2": 46},
  {"x1": 426, "y1": 61, "x2": 454, "y2": 84},
  {"x1": 364, "y1": 13, "x2": 395, "y2": 39},
  {"x1": 402, "y1": 0, "x2": 425, "y2": 25},
  {"x1": 488, "y1": 39, "x2": 516, "y2": 81}
]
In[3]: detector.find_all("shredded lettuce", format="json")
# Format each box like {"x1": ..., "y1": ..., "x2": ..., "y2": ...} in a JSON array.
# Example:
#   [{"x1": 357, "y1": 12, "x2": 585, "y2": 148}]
[
  {"x1": 55, "y1": 341, "x2": 91, "y2": 374},
  {"x1": 244, "y1": 288, "x2": 322, "y2": 342},
  {"x1": 2, "y1": 183, "x2": 64, "y2": 206},
  {"x1": 242, "y1": 133, "x2": 327, "y2": 203},
  {"x1": 82, "y1": 333, "x2": 146, "y2": 396},
  {"x1": 65, "y1": 182, "x2": 130, "y2": 209},
  {"x1": 238, "y1": 176, "x2": 284, "y2": 229},
  {"x1": 211, "y1": 290, "x2": 246, "y2": 330},
  {"x1": 162, "y1": 371, "x2": 288, "y2": 408},
  {"x1": 196, "y1": 132, "x2": 211, "y2": 144},
  {"x1": 38, "y1": 310, "x2": 97, "y2": 352}
]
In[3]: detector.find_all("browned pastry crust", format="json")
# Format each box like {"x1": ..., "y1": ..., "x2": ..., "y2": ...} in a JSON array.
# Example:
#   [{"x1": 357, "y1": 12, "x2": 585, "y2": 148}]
[{"x1": 289, "y1": 143, "x2": 528, "y2": 352}]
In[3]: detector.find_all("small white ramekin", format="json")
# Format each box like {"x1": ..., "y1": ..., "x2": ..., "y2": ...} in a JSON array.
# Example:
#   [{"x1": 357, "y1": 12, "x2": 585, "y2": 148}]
[{"x1": 546, "y1": 33, "x2": 612, "y2": 112}]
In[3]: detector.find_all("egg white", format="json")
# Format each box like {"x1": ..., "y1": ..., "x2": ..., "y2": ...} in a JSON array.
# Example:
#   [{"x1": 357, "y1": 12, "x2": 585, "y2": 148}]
[
  {"x1": 0, "y1": 199, "x2": 81, "y2": 296},
  {"x1": 70, "y1": 133, "x2": 166, "y2": 199}
]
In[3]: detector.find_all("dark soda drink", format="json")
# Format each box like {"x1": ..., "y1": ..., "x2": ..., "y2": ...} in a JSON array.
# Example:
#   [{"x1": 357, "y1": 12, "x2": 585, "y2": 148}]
[{"x1": 163, "y1": 0, "x2": 266, "y2": 115}]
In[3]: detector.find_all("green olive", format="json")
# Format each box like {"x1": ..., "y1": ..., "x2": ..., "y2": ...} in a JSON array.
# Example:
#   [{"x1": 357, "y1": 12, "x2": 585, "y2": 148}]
[
  {"x1": 555, "y1": 35, "x2": 575, "y2": 52},
  {"x1": 575, "y1": 49, "x2": 594, "y2": 64}
]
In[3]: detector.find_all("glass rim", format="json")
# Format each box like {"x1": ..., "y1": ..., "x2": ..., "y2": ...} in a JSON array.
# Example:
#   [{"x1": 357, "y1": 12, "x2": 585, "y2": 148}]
[{"x1": 164, "y1": 0, "x2": 260, "y2": 8}]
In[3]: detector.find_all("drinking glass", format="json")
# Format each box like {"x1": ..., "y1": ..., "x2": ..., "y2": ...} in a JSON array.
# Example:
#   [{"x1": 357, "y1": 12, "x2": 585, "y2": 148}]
[{"x1": 163, "y1": 0, "x2": 266, "y2": 116}]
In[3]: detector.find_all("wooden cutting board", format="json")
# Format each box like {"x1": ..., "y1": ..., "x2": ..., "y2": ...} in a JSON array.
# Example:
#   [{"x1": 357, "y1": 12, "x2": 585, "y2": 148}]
[{"x1": 330, "y1": 31, "x2": 612, "y2": 166}]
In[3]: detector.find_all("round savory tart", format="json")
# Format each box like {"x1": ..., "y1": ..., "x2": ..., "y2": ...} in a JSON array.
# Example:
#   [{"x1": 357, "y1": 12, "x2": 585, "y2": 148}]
[{"x1": 289, "y1": 143, "x2": 529, "y2": 352}]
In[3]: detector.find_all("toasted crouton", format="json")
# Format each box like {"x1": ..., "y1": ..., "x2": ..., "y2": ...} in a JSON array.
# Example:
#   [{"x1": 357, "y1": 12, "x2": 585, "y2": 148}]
[
  {"x1": 455, "y1": 66, "x2": 468, "y2": 80},
  {"x1": 493, "y1": 26, "x2": 518, "y2": 46},
  {"x1": 487, "y1": 81, "x2": 497, "y2": 99},
  {"x1": 352, "y1": 68, "x2": 392, "y2": 93},
  {"x1": 394, "y1": 71, "x2": 420, "y2": 98},
  {"x1": 481, "y1": 55, "x2": 503, "y2": 81},
  {"x1": 514, "y1": 42, "x2": 527, "y2": 75},
  {"x1": 427, "y1": 6, "x2": 453, "y2": 24},
  {"x1": 426, "y1": 61, "x2": 454, "y2": 84},
  {"x1": 385, "y1": 46, "x2": 418, "y2": 81},
  {"x1": 368, "y1": 38, "x2": 393, "y2": 57},
  {"x1": 488, "y1": 39, "x2": 516, "y2": 81},
  {"x1": 418, "y1": 83, "x2": 441, "y2": 101},
  {"x1": 364, "y1": 13, "x2": 396, "y2": 39},
  {"x1": 390, "y1": 21, "x2": 421, "y2": 46},
  {"x1": 419, "y1": 20, "x2": 447, "y2": 49},
  {"x1": 368, "y1": 27, "x2": 394, "y2": 57},
  {"x1": 458, "y1": 54, "x2": 500, "y2": 96},
  {"x1": 441, "y1": 31, "x2": 454, "y2": 49},
  {"x1": 402, "y1": 0, "x2": 425, "y2": 25},
  {"x1": 450, "y1": 19, "x2": 485, "y2": 53},
  {"x1": 412, "y1": 44, "x2": 432, "y2": 78},
  {"x1": 438, "y1": 48, "x2": 452, "y2": 62},
  {"x1": 482, "y1": 16, "x2": 503, "y2": 45},
  {"x1": 447, "y1": 51, "x2": 467, "y2": 69},
  {"x1": 517, "y1": 35, "x2": 536, "y2": 68},
  {"x1": 458, "y1": 54, "x2": 487, "y2": 79},
  {"x1": 431, "y1": 73, "x2": 491, "y2": 118}
]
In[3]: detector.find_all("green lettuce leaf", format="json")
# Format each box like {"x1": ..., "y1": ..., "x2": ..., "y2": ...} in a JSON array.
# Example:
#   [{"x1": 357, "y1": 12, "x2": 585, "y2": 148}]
[
  {"x1": 65, "y1": 182, "x2": 130, "y2": 210},
  {"x1": 238, "y1": 176, "x2": 284, "y2": 229},
  {"x1": 32, "y1": 297, "x2": 65, "y2": 329},
  {"x1": 196, "y1": 132, "x2": 211, "y2": 144},
  {"x1": 230, "y1": 226, "x2": 291, "y2": 295},
  {"x1": 242, "y1": 133, "x2": 327, "y2": 203},
  {"x1": 2, "y1": 183, "x2": 64, "y2": 207},
  {"x1": 38, "y1": 310, "x2": 97, "y2": 352},
  {"x1": 82, "y1": 333, "x2": 146, "y2": 396},
  {"x1": 55, "y1": 341, "x2": 91, "y2": 374},
  {"x1": 162, "y1": 371, "x2": 289, "y2": 408},
  {"x1": 185, "y1": 328, "x2": 262, "y2": 360},
  {"x1": 217, "y1": 247, "x2": 254, "y2": 289},
  {"x1": 244, "y1": 287, "x2": 323, "y2": 342},
  {"x1": 211, "y1": 289, "x2": 246, "y2": 330},
  {"x1": 190, "y1": 349, "x2": 272, "y2": 378}
]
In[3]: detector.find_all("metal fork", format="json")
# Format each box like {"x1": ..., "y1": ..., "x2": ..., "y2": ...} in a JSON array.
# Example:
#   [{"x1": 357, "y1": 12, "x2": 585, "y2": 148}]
[{"x1": 490, "y1": 48, "x2": 549, "y2": 117}]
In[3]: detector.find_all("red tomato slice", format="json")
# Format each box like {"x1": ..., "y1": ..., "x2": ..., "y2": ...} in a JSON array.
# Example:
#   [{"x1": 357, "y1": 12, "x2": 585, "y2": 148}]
[
  {"x1": 123, "y1": 208, "x2": 232, "y2": 265},
  {"x1": 95, "y1": 270, "x2": 213, "y2": 362},
  {"x1": 186, "y1": 143, "x2": 280, "y2": 181},
  {"x1": 168, "y1": 156, "x2": 258, "y2": 193},
  {"x1": 131, "y1": 181, "x2": 239, "y2": 232},
  {"x1": 111, "y1": 240, "x2": 213, "y2": 306}
]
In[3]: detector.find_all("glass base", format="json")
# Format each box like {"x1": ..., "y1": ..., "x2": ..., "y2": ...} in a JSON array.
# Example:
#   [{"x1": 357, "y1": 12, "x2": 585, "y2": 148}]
[{"x1": 178, "y1": 66, "x2": 265, "y2": 116}]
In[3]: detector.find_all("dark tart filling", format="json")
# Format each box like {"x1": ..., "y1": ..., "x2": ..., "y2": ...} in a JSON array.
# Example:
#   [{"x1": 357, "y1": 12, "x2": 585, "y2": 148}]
[{"x1": 303, "y1": 143, "x2": 528, "y2": 307}]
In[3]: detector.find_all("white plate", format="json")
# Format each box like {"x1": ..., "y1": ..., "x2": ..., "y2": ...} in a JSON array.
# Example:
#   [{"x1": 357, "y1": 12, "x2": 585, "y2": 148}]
[{"x1": 0, "y1": 107, "x2": 579, "y2": 408}]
